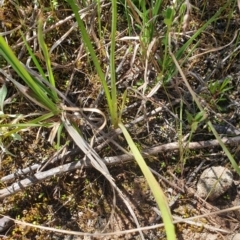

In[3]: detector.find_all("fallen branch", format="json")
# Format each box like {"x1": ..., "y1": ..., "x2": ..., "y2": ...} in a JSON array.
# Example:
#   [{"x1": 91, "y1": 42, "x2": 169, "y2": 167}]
[{"x1": 1, "y1": 135, "x2": 240, "y2": 200}]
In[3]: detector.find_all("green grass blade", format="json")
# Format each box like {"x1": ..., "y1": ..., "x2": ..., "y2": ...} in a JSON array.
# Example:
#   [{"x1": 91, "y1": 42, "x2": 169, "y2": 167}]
[
  {"x1": 20, "y1": 32, "x2": 48, "y2": 83},
  {"x1": 208, "y1": 121, "x2": 240, "y2": 175},
  {"x1": 118, "y1": 122, "x2": 176, "y2": 240},
  {"x1": 38, "y1": 13, "x2": 58, "y2": 102},
  {"x1": 2, "y1": 112, "x2": 55, "y2": 138},
  {"x1": 176, "y1": 5, "x2": 226, "y2": 60},
  {"x1": 110, "y1": 0, "x2": 118, "y2": 127},
  {"x1": 0, "y1": 84, "x2": 7, "y2": 112},
  {"x1": 67, "y1": 0, "x2": 114, "y2": 122},
  {"x1": 152, "y1": 0, "x2": 162, "y2": 17},
  {"x1": 1, "y1": 123, "x2": 51, "y2": 128}
]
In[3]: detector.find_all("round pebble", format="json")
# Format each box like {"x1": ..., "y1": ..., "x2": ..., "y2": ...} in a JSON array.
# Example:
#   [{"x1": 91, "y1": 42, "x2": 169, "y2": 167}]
[
  {"x1": 0, "y1": 216, "x2": 14, "y2": 232},
  {"x1": 196, "y1": 166, "x2": 233, "y2": 201},
  {"x1": 231, "y1": 233, "x2": 240, "y2": 240}
]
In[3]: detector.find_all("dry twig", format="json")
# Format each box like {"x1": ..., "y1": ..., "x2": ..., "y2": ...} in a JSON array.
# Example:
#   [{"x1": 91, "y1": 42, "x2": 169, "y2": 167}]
[{"x1": 1, "y1": 135, "x2": 240, "y2": 200}]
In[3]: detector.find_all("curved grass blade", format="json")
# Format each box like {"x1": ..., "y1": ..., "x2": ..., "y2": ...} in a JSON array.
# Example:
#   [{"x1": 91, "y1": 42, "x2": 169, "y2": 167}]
[
  {"x1": 118, "y1": 122, "x2": 176, "y2": 240},
  {"x1": 38, "y1": 13, "x2": 58, "y2": 102},
  {"x1": 20, "y1": 32, "x2": 51, "y2": 97}
]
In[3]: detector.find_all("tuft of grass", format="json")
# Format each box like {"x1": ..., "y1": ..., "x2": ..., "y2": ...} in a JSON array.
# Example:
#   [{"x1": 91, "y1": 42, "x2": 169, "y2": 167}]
[
  {"x1": 0, "y1": 36, "x2": 59, "y2": 113},
  {"x1": 68, "y1": 0, "x2": 176, "y2": 239}
]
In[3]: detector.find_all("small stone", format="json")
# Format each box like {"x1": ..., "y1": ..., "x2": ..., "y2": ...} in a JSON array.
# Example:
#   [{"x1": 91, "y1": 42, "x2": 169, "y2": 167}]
[
  {"x1": 231, "y1": 233, "x2": 240, "y2": 240},
  {"x1": 196, "y1": 166, "x2": 233, "y2": 201},
  {"x1": 0, "y1": 216, "x2": 14, "y2": 232}
]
